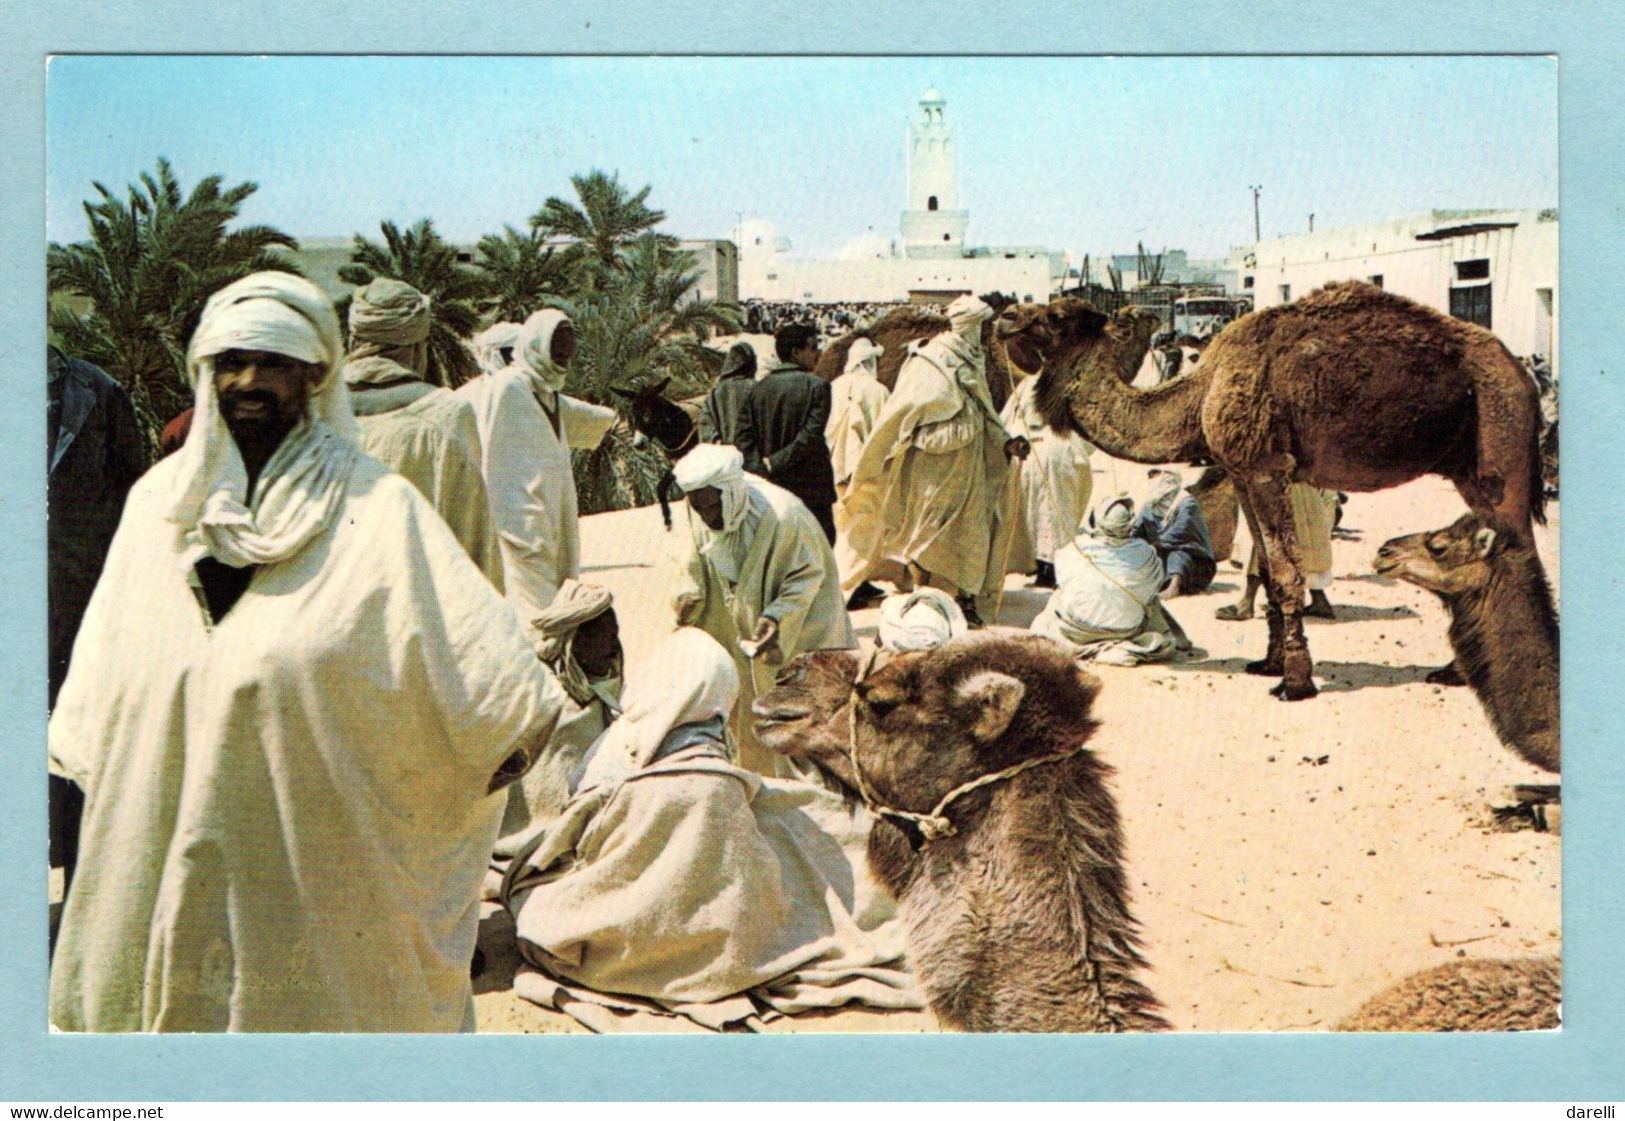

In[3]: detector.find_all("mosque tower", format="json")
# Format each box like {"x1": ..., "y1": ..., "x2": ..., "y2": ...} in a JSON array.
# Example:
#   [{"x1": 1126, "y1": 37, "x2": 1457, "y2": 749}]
[{"x1": 900, "y1": 88, "x2": 969, "y2": 259}]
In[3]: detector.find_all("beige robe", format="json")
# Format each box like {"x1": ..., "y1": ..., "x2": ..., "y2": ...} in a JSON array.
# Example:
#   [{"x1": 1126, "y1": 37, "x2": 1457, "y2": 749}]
[
  {"x1": 352, "y1": 381, "x2": 504, "y2": 589},
  {"x1": 475, "y1": 368, "x2": 617, "y2": 643},
  {"x1": 840, "y1": 336, "x2": 1016, "y2": 598},
  {"x1": 1245, "y1": 484, "x2": 1338, "y2": 589},
  {"x1": 826, "y1": 371, "x2": 890, "y2": 501},
  {"x1": 999, "y1": 375, "x2": 1094, "y2": 572},
  {"x1": 49, "y1": 454, "x2": 569, "y2": 1032},
  {"x1": 492, "y1": 680, "x2": 620, "y2": 859},
  {"x1": 670, "y1": 479, "x2": 856, "y2": 776}
]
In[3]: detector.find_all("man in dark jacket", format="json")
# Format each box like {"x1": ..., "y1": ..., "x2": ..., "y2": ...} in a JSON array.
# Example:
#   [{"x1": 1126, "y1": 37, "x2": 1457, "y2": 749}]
[
  {"x1": 47, "y1": 346, "x2": 146, "y2": 891},
  {"x1": 736, "y1": 323, "x2": 837, "y2": 543},
  {"x1": 697, "y1": 340, "x2": 757, "y2": 447},
  {"x1": 1132, "y1": 467, "x2": 1217, "y2": 596}
]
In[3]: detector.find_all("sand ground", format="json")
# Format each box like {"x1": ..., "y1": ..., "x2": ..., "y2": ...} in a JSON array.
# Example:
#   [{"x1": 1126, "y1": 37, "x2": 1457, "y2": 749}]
[{"x1": 474, "y1": 462, "x2": 1561, "y2": 1034}]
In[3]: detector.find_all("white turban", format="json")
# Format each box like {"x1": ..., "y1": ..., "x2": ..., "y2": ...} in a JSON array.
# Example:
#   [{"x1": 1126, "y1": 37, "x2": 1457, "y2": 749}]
[
  {"x1": 878, "y1": 588, "x2": 968, "y2": 652},
  {"x1": 844, "y1": 337, "x2": 884, "y2": 378},
  {"x1": 516, "y1": 308, "x2": 572, "y2": 394},
  {"x1": 534, "y1": 580, "x2": 618, "y2": 706},
  {"x1": 673, "y1": 442, "x2": 751, "y2": 538},
  {"x1": 1089, "y1": 493, "x2": 1138, "y2": 543},
  {"x1": 167, "y1": 271, "x2": 359, "y2": 569},
  {"x1": 1143, "y1": 469, "x2": 1184, "y2": 527},
  {"x1": 580, "y1": 627, "x2": 739, "y2": 781},
  {"x1": 946, "y1": 295, "x2": 992, "y2": 339},
  {"x1": 474, "y1": 321, "x2": 521, "y2": 378}
]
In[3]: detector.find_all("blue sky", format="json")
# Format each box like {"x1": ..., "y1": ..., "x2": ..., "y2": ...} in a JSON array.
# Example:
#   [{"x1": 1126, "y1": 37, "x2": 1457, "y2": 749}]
[{"x1": 46, "y1": 55, "x2": 1557, "y2": 260}]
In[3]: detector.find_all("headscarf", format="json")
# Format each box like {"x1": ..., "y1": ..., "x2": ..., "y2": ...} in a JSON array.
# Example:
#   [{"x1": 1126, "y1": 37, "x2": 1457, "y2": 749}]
[
  {"x1": 533, "y1": 580, "x2": 617, "y2": 706},
  {"x1": 515, "y1": 308, "x2": 572, "y2": 396},
  {"x1": 473, "y1": 321, "x2": 521, "y2": 378},
  {"x1": 1087, "y1": 493, "x2": 1138, "y2": 543},
  {"x1": 946, "y1": 295, "x2": 992, "y2": 344},
  {"x1": 166, "y1": 271, "x2": 359, "y2": 569},
  {"x1": 345, "y1": 278, "x2": 432, "y2": 379},
  {"x1": 844, "y1": 337, "x2": 884, "y2": 379},
  {"x1": 673, "y1": 443, "x2": 751, "y2": 538},
  {"x1": 878, "y1": 588, "x2": 968, "y2": 652},
  {"x1": 1143, "y1": 469, "x2": 1184, "y2": 527},
  {"x1": 586, "y1": 627, "x2": 739, "y2": 772},
  {"x1": 718, "y1": 340, "x2": 757, "y2": 382}
]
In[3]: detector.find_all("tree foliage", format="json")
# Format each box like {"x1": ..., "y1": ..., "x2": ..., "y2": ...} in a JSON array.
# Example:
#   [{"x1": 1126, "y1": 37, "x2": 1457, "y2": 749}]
[
  {"x1": 47, "y1": 157, "x2": 298, "y2": 458},
  {"x1": 339, "y1": 219, "x2": 485, "y2": 386},
  {"x1": 473, "y1": 224, "x2": 584, "y2": 324},
  {"x1": 533, "y1": 170, "x2": 675, "y2": 283}
]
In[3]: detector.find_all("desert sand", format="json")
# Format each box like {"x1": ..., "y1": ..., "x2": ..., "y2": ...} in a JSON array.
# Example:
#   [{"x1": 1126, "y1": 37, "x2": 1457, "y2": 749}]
[{"x1": 475, "y1": 459, "x2": 1560, "y2": 1033}]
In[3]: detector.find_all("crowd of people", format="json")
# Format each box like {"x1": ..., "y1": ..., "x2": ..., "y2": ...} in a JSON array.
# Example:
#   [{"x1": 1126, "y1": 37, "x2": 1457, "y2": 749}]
[
  {"x1": 47, "y1": 274, "x2": 1346, "y2": 1032},
  {"x1": 742, "y1": 299, "x2": 902, "y2": 340}
]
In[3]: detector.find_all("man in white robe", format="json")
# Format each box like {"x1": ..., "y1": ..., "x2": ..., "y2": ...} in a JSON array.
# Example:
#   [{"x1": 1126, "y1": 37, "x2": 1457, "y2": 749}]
[
  {"x1": 48, "y1": 272, "x2": 570, "y2": 1033},
  {"x1": 474, "y1": 309, "x2": 617, "y2": 645},
  {"x1": 669, "y1": 444, "x2": 856, "y2": 777},
  {"x1": 343, "y1": 278, "x2": 502, "y2": 587},
  {"x1": 840, "y1": 296, "x2": 1030, "y2": 626},
  {"x1": 455, "y1": 319, "x2": 520, "y2": 438},
  {"x1": 999, "y1": 372, "x2": 1094, "y2": 589},
  {"x1": 827, "y1": 338, "x2": 890, "y2": 608}
]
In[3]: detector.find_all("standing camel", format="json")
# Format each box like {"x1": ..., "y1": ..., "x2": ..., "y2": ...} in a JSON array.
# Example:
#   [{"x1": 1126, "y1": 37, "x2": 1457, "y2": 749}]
[{"x1": 998, "y1": 281, "x2": 1545, "y2": 700}]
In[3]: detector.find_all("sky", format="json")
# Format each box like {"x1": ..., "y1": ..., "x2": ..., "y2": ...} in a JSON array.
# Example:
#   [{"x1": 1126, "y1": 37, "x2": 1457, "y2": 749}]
[{"x1": 46, "y1": 55, "x2": 1557, "y2": 262}]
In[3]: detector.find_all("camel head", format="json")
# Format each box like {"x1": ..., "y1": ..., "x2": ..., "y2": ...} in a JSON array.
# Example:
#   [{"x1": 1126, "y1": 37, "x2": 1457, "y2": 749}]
[
  {"x1": 997, "y1": 299, "x2": 1161, "y2": 385},
  {"x1": 753, "y1": 649, "x2": 868, "y2": 789},
  {"x1": 1374, "y1": 513, "x2": 1507, "y2": 597},
  {"x1": 766, "y1": 633, "x2": 1104, "y2": 819}
]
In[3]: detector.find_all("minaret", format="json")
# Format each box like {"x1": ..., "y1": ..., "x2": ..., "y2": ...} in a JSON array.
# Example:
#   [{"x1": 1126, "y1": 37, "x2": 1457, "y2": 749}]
[{"x1": 901, "y1": 88, "x2": 968, "y2": 259}]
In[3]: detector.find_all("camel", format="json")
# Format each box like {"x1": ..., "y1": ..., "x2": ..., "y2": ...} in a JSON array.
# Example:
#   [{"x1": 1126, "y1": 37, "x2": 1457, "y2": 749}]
[
  {"x1": 753, "y1": 634, "x2": 1168, "y2": 1033},
  {"x1": 813, "y1": 292, "x2": 1019, "y2": 412},
  {"x1": 1335, "y1": 957, "x2": 1560, "y2": 1032},
  {"x1": 999, "y1": 281, "x2": 1546, "y2": 701},
  {"x1": 1375, "y1": 513, "x2": 1560, "y2": 783}
]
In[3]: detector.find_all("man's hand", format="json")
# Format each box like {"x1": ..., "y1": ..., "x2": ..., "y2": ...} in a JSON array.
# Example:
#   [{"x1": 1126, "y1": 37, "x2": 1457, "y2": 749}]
[
  {"x1": 1004, "y1": 435, "x2": 1032, "y2": 461},
  {"x1": 675, "y1": 591, "x2": 703, "y2": 625},
  {"x1": 750, "y1": 615, "x2": 780, "y2": 650},
  {"x1": 740, "y1": 615, "x2": 783, "y2": 665}
]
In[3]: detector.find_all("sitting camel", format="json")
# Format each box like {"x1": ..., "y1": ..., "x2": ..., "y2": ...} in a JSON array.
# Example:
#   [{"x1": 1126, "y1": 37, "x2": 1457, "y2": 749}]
[
  {"x1": 1375, "y1": 513, "x2": 1559, "y2": 788},
  {"x1": 999, "y1": 281, "x2": 1545, "y2": 701},
  {"x1": 1335, "y1": 957, "x2": 1560, "y2": 1032},
  {"x1": 753, "y1": 634, "x2": 1167, "y2": 1033}
]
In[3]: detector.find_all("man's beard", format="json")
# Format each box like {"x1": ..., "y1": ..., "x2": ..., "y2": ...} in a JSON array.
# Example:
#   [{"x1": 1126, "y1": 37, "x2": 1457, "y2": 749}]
[{"x1": 220, "y1": 391, "x2": 302, "y2": 460}]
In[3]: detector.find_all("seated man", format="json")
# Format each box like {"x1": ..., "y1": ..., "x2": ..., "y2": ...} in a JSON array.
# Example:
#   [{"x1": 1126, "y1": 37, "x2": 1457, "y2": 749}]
[
  {"x1": 1032, "y1": 494, "x2": 1191, "y2": 667},
  {"x1": 499, "y1": 628, "x2": 919, "y2": 1030},
  {"x1": 876, "y1": 588, "x2": 968, "y2": 653},
  {"x1": 1133, "y1": 468, "x2": 1217, "y2": 597}
]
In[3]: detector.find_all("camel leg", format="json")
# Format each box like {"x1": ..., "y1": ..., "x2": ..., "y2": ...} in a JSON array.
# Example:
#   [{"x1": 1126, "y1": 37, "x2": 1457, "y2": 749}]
[
  {"x1": 1233, "y1": 489, "x2": 1283, "y2": 676},
  {"x1": 1242, "y1": 477, "x2": 1317, "y2": 701}
]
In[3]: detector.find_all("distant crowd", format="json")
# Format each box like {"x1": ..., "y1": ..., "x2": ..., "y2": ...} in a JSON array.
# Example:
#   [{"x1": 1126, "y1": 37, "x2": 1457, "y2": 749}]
[{"x1": 742, "y1": 299, "x2": 905, "y2": 339}]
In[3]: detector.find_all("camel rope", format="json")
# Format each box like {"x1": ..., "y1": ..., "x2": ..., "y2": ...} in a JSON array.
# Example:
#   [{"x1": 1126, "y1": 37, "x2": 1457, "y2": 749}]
[{"x1": 842, "y1": 647, "x2": 1089, "y2": 843}]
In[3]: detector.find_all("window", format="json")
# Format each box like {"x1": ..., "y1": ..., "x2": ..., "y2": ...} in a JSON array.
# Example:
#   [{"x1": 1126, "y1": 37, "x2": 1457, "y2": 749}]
[
  {"x1": 1367, "y1": 275, "x2": 1384, "y2": 289},
  {"x1": 1279, "y1": 284, "x2": 1291, "y2": 303},
  {"x1": 943, "y1": 233, "x2": 951, "y2": 241},
  {"x1": 1455, "y1": 258, "x2": 1491, "y2": 281},
  {"x1": 928, "y1": 195, "x2": 938, "y2": 211},
  {"x1": 1449, "y1": 284, "x2": 1492, "y2": 329},
  {"x1": 1243, "y1": 275, "x2": 1254, "y2": 289}
]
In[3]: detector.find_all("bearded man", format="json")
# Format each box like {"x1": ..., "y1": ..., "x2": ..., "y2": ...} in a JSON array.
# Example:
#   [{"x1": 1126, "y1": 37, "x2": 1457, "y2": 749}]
[
  {"x1": 48, "y1": 272, "x2": 569, "y2": 1032},
  {"x1": 840, "y1": 295, "x2": 1030, "y2": 626},
  {"x1": 474, "y1": 309, "x2": 617, "y2": 645},
  {"x1": 343, "y1": 278, "x2": 501, "y2": 586},
  {"x1": 668, "y1": 443, "x2": 854, "y2": 776}
]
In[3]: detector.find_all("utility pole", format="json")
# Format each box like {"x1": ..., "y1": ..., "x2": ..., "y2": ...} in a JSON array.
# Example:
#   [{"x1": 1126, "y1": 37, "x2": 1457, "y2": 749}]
[
  {"x1": 1309, "y1": 213, "x2": 1315, "y2": 233},
  {"x1": 1249, "y1": 185, "x2": 1263, "y2": 242}
]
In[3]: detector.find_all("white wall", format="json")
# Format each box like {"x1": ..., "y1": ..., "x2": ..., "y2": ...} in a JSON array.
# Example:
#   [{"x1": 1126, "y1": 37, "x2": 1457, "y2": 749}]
[
  {"x1": 741, "y1": 253, "x2": 1057, "y2": 304},
  {"x1": 1238, "y1": 209, "x2": 1557, "y2": 371}
]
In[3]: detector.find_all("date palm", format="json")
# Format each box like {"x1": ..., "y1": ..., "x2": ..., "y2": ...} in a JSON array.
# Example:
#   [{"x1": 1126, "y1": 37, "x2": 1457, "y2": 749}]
[
  {"x1": 473, "y1": 224, "x2": 584, "y2": 324},
  {"x1": 532, "y1": 170, "x2": 675, "y2": 285},
  {"x1": 47, "y1": 157, "x2": 298, "y2": 458},
  {"x1": 338, "y1": 219, "x2": 486, "y2": 386}
]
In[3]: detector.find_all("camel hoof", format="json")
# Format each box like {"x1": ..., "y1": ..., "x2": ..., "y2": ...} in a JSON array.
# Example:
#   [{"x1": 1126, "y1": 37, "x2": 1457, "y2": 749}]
[
  {"x1": 1425, "y1": 663, "x2": 1467, "y2": 687},
  {"x1": 1270, "y1": 679, "x2": 1319, "y2": 701},
  {"x1": 1243, "y1": 659, "x2": 1282, "y2": 677}
]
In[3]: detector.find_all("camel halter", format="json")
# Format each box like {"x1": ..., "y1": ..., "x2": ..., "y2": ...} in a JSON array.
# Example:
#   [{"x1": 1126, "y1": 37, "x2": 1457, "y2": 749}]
[{"x1": 843, "y1": 647, "x2": 1090, "y2": 843}]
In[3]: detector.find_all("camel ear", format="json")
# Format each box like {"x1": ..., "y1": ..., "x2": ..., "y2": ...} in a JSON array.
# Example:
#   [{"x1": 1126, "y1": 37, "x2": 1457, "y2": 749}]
[
  {"x1": 956, "y1": 671, "x2": 1026, "y2": 744},
  {"x1": 1053, "y1": 304, "x2": 1107, "y2": 343},
  {"x1": 1473, "y1": 526, "x2": 1499, "y2": 558}
]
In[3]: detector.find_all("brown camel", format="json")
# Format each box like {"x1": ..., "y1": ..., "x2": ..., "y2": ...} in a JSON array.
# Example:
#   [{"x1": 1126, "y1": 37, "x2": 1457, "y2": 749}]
[
  {"x1": 1375, "y1": 513, "x2": 1560, "y2": 779},
  {"x1": 1335, "y1": 957, "x2": 1560, "y2": 1032},
  {"x1": 814, "y1": 294, "x2": 1018, "y2": 412},
  {"x1": 999, "y1": 281, "x2": 1545, "y2": 701},
  {"x1": 753, "y1": 634, "x2": 1167, "y2": 1033}
]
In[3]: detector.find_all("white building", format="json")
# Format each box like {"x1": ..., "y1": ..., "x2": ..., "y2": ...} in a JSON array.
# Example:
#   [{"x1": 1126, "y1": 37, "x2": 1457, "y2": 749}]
[
  {"x1": 1230, "y1": 208, "x2": 1557, "y2": 369},
  {"x1": 737, "y1": 90, "x2": 1067, "y2": 304}
]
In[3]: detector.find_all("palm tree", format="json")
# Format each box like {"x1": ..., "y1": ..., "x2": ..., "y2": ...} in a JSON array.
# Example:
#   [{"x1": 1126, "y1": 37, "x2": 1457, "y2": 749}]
[
  {"x1": 47, "y1": 157, "x2": 298, "y2": 457},
  {"x1": 472, "y1": 224, "x2": 583, "y2": 324},
  {"x1": 338, "y1": 219, "x2": 486, "y2": 386},
  {"x1": 532, "y1": 170, "x2": 675, "y2": 284},
  {"x1": 547, "y1": 239, "x2": 742, "y2": 513}
]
